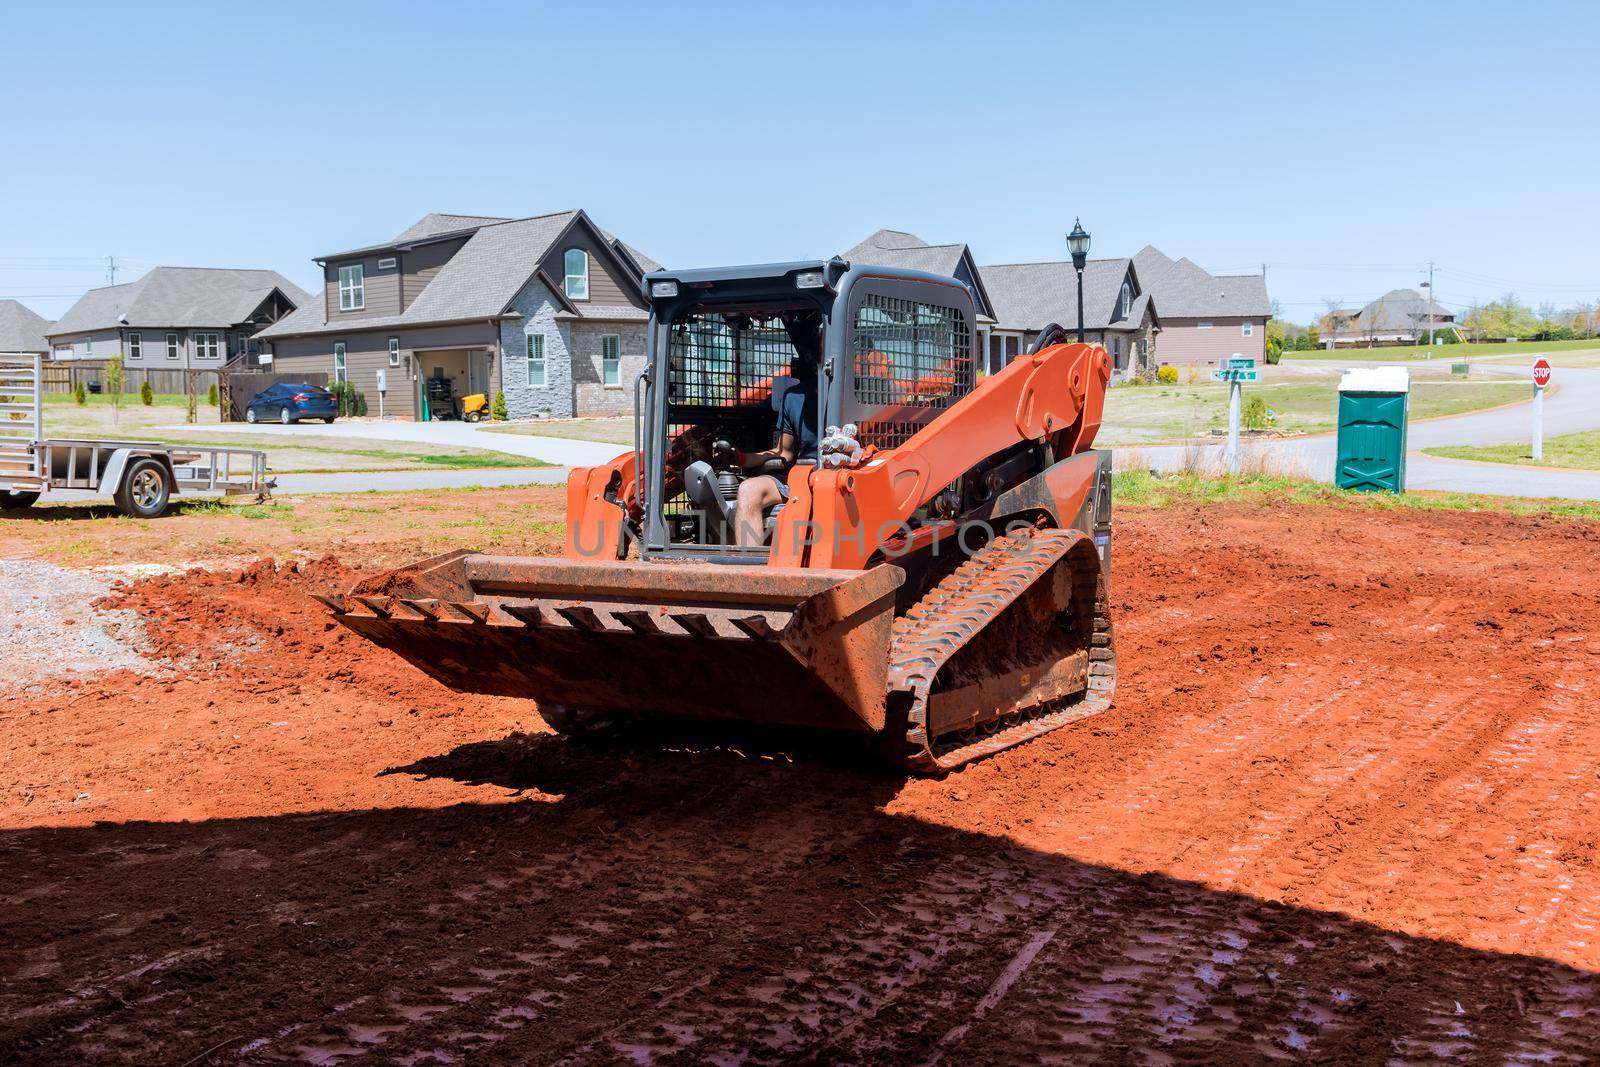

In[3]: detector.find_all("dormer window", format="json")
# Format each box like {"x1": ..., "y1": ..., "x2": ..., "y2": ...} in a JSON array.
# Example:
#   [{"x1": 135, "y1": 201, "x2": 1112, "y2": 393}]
[
  {"x1": 338, "y1": 265, "x2": 365, "y2": 311},
  {"x1": 1120, "y1": 280, "x2": 1135, "y2": 320},
  {"x1": 564, "y1": 249, "x2": 589, "y2": 300}
]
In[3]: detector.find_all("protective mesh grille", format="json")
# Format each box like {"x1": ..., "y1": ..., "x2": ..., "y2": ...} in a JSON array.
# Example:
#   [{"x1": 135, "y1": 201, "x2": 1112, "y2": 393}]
[
  {"x1": 666, "y1": 314, "x2": 797, "y2": 408},
  {"x1": 851, "y1": 293, "x2": 972, "y2": 448}
]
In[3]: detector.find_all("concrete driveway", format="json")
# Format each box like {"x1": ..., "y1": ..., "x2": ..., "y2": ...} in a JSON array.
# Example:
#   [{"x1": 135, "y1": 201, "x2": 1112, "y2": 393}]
[
  {"x1": 169, "y1": 417, "x2": 625, "y2": 467},
  {"x1": 1135, "y1": 363, "x2": 1600, "y2": 500}
]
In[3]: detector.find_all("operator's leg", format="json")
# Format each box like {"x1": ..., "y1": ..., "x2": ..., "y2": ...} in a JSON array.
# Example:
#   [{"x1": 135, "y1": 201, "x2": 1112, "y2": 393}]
[{"x1": 734, "y1": 476, "x2": 783, "y2": 547}]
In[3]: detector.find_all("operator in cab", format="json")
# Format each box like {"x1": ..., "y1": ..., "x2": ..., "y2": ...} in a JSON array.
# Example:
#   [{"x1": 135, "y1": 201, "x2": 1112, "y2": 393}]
[{"x1": 728, "y1": 334, "x2": 819, "y2": 547}]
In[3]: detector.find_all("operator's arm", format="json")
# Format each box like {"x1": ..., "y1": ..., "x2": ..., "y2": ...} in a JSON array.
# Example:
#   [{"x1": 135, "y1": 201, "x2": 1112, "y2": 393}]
[{"x1": 736, "y1": 433, "x2": 797, "y2": 472}]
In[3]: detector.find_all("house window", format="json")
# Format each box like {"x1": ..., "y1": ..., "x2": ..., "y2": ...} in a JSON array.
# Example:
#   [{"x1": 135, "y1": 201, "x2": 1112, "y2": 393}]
[
  {"x1": 1242, "y1": 322, "x2": 1254, "y2": 337},
  {"x1": 377, "y1": 257, "x2": 397, "y2": 270},
  {"x1": 388, "y1": 337, "x2": 401, "y2": 366},
  {"x1": 338, "y1": 265, "x2": 365, "y2": 310},
  {"x1": 166, "y1": 333, "x2": 180, "y2": 360},
  {"x1": 85, "y1": 337, "x2": 93, "y2": 357},
  {"x1": 526, "y1": 333, "x2": 546, "y2": 387},
  {"x1": 601, "y1": 334, "x2": 620, "y2": 386},
  {"x1": 128, "y1": 333, "x2": 141, "y2": 359},
  {"x1": 563, "y1": 249, "x2": 589, "y2": 300},
  {"x1": 334, "y1": 342, "x2": 347, "y2": 383},
  {"x1": 1120, "y1": 281, "x2": 1134, "y2": 320},
  {"x1": 195, "y1": 332, "x2": 221, "y2": 359},
  {"x1": 1198, "y1": 321, "x2": 1214, "y2": 330}
]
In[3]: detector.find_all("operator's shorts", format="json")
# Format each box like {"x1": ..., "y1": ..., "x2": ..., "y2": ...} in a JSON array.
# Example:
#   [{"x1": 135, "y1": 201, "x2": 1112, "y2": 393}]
[{"x1": 754, "y1": 473, "x2": 791, "y2": 502}]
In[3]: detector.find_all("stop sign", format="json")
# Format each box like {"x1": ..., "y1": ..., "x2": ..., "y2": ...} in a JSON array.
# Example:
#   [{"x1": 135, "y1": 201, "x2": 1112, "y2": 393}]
[{"x1": 1533, "y1": 358, "x2": 1553, "y2": 388}]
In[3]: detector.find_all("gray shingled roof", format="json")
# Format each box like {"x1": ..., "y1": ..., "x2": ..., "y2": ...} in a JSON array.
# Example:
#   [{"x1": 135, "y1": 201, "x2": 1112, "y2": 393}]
[
  {"x1": 1132, "y1": 245, "x2": 1270, "y2": 318},
  {"x1": 1332, "y1": 288, "x2": 1455, "y2": 336},
  {"x1": 393, "y1": 213, "x2": 512, "y2": 244},
  {"x1": 981, "y1": 259, "x2": 1139, "y2": 331},
  {"x1": 47, "y1": 268, "x2": 312, "y2": 337},
  {"x1": 0, "y1": 299, "x2": 52, "y2": 353},
  {"x1": 263, "y1": 210, "x2": 645, "y2": 339},
  {"x1": 843, "y1": 229, "x2": 997, "y2": 320}
]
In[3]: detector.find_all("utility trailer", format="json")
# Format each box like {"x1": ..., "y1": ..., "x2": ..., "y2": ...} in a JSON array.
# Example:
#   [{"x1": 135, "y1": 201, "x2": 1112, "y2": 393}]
[{"x1": 0, "y1": 355, "x2": 272, "y2": 518}]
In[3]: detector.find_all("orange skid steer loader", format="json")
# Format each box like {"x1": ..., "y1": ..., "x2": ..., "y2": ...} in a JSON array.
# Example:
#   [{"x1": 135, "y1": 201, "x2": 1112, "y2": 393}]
[{"x1": 318, "y1": 258, "x2": 1116, "y2": 773}]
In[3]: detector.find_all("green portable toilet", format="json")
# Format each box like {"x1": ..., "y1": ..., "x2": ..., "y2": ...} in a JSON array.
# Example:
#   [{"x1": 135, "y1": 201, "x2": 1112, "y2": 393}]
[{"x1": 1335, "y1": 367, "x2": 1409, "y2": 493}]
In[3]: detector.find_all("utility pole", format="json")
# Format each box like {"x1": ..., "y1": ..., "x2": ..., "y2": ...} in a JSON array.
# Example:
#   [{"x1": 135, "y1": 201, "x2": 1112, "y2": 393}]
[
  {"x1": 106, "y1": 256, "x2": 118, "y2": 286},
  {"x1": 1426, "y1": 260, "x2": 1436, "y2": 348}
]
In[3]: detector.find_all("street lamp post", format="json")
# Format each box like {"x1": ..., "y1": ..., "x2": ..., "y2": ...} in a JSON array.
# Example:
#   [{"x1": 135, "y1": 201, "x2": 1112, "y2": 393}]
[{"x1": 1066, "y1": 219, "x2": 1091, "y2": 343}]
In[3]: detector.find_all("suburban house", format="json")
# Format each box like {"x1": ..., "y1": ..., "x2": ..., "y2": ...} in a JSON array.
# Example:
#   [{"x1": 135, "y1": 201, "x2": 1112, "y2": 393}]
[
  {"x1": 980, "y1": 259, "x2": 1158, "y2": 379},
  {"x1": 1319, "y1": 288, "x2": 1458, "y2": 348},
  {"x1": 1131, "y1": 247, "x2": 1269, "y2": 366},
  {"x1": 842, "y1": 229, "x2": 1157, "y2": 380},
  {"x1": 45, "y1": 267, "x2": 308, "y2": 372},
  {"x1": 260, "y1": 211, "x2": 658, "y2": 420},
  {"x1": 0, "y1": 300, "x2": 52, "y2": 358}
]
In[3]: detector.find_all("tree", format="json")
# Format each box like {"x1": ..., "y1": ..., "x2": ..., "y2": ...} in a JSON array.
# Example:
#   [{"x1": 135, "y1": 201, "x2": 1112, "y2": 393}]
[
  {"x1": 106, "y1": 357, "x2": 125, "y2": 423},
  {"x1": 491, "y1": 390, "x2": 508, "y2": 421},
  {"x1": 74, "y1": 381, "x2": 87, "y2": 405},
  {"x1": 206, "y1": 382, "x2": 219, "y2": 408},
  {"x1": 140, "y1": 380, "x2": 154, "y2": 405}
]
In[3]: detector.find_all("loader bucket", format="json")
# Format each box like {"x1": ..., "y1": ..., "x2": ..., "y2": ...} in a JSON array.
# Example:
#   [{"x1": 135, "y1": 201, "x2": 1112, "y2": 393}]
[{"x1": 317, "y1": 550, "x2": 904, "y2": 735}]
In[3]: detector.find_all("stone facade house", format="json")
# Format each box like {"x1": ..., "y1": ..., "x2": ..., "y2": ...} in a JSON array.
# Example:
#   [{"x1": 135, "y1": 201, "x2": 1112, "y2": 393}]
[
  {"x1": 1131, "y1": 247, "x2": 1269, "y2": 366},
  {"x1": 260, "y1": 210, "x2": 659, "y2": 420},
  {"x1": 44, "y1": 267, "x2": 307, "y2": 371}
]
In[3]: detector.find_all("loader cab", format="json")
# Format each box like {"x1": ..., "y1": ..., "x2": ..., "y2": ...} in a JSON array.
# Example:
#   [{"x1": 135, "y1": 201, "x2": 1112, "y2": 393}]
[{"x1": 637, "y1": 259, "x2": 979, "y2": 561}]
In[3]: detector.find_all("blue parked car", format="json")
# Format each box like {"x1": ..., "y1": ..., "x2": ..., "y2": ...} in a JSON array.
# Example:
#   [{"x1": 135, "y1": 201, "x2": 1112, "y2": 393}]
[{"x1": 245, "y1": 383, "x2": 338, "y2": 424}]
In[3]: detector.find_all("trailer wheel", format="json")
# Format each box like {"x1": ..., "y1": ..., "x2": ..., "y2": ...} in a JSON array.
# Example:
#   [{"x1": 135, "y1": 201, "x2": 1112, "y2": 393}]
[
  {"x1": 1, "y1": 489, "x2": 40, "y2": 511},
  {"x1": 114, "y1": 458, "x2": 172, "y2": 518}
]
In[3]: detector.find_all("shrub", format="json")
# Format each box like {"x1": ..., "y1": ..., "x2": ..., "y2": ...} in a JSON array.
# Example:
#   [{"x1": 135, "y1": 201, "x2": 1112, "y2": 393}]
[
  {"x1": 1243, "y1": 394, "x2": 1270, "y2": 430},
  {"x1": 206, "y1": 382, "x2": 218, "y2": 408},
  {"x1": 74, "y1": 381, "x2": 87, "y2": 405},
  {"x1": 1155, "y1": 365, "x2": 1179, "y2": 384},
  {"x1": 140, "y1": 380, "x2": 154, "y2": 406},
  {"x1": 491, "y1": 390, "x2": 508, "y2": 420},
  {"x1": 1265, "y1": 340, "x2": 1282, "y2": 365}
]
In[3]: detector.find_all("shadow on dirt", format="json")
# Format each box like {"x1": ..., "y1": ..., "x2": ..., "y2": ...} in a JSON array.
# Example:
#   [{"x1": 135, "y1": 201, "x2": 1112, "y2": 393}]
[{"x1": 3, "y1": 742, "x2": 1597, "y2": 1064}]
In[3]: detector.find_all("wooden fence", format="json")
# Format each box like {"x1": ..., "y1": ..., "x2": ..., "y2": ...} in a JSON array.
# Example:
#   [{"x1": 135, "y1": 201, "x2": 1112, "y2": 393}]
[{"x1": 41, "y1": 363, "x2": 217, "y2": 396}]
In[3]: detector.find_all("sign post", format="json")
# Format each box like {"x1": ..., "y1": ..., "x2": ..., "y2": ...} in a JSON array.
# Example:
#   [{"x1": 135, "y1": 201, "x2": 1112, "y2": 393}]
[
  {"x1": 1532, "y1": 357, "x2": 1551, "y2": 460},
  {"x1": 1212, "y1": 355, "x2": 1258, "y2": 475}
]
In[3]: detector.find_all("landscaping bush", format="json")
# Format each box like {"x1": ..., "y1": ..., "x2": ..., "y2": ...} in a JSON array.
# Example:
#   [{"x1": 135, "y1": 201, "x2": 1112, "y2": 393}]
[
  {"x1": 1155, "y1": 365, "x2": 1179, "y2": 384},
  {"x1": 74, "y1": 382, "x2": 87, "y2": 406},
  {"x1": 140, "y1": 380, "x2": 154, "y2": 406},
  {"x1": 1243, "y1": 394, "x2": 1270, "y2": 430},
  {"x1": 206, "y1": 382, "x2": 218, "y2": 408},
  {"x1": 491, "y1": 390, "x2": 508, "y2": 420},
  {"x1": 1265, "y1": 340, "x2": 1282, "y2": 365}
]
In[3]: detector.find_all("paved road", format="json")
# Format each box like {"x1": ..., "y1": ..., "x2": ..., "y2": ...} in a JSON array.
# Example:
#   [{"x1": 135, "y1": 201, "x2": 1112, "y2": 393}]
[
  {"x1": 169, "y1": 418, "x2": 626, "y2": 467},
  {"x1": 1137, "y1": 363, "x2": 1600, "y2": 500}
]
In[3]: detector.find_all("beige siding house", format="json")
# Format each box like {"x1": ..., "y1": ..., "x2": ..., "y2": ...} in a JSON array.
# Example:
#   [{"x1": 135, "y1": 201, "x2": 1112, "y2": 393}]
[
  {"x1": 44, "y1": 268, "x2": 307, "y2": 371},
  {"x1": 260, "y1": 210, "x2": 658, "y2": 420},
  {"x1": 1132, "y1": 247, "x2": 1269, "y2": 366}
]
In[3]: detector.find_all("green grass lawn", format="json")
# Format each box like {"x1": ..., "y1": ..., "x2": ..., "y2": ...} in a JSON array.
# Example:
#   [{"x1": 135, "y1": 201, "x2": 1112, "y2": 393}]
[
  {"x1": 484, "y1": 417, "x2": 634, "y2": 446},
  {"x1": 1425, "y1": 429, "x2": 1600, "y2": 471},
  {"x1": 1099, "y1": 371, "x2": 1524, "y2": 445},
  {"x1": 1282, "y1": 338, "x2": 1600, "y2": 363}
]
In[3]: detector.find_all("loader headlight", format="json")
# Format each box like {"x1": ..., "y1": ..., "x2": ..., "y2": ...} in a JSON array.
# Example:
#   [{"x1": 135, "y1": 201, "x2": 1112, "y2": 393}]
[
  {"x1": 794, "y1": 271, "x2": 825, "y2": 290},
  {"x1": 650, "y1": 280, "x2": 679, "y2": 298}
]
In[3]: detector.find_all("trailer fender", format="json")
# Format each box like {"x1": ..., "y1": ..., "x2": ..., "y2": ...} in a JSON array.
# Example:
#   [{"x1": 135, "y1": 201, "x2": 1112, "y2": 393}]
[{"x1": 99, "y1": 449, "x2": 179, "y2": 500}]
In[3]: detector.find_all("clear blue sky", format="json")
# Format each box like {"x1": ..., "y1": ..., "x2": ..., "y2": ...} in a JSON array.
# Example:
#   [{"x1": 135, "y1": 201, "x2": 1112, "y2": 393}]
[{"x1": 3, "y1": 0, "x2": 1597, "y2": 325}]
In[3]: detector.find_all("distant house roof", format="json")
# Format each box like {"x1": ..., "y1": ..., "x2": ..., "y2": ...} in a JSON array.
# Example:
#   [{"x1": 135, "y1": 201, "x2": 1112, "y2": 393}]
[
  {"x1": 1132, "y1": 246, "x2": 1270, "y2": 319},
  {"x1": 980, "y1": 258, "x2": 1149, "y2": 332},
  {"x1": 262, "y1": 209, "x2": 646, "y2": 339},
  {"x1": 843, "y1": 229, "x2": 997, "y2": 319},
  {"x1": 1328, "y1": 288, "x2": 1455, "y2": 337},
  {"x1": 47, "y1": 268, "x2": 312, "y2": 338},
  {"x1": 0, "y1": 299, "x2": 52, "y2": 354}
]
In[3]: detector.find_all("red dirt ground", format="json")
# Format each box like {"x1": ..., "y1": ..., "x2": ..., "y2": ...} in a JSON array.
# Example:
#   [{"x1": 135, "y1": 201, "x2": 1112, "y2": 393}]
[{"x1": 3, "y1": 503, "x2": 1600, "y2": 1063}]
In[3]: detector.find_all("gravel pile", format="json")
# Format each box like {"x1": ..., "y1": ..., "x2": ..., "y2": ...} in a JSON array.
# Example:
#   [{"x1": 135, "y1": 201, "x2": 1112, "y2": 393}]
[{"x1": 0, "y1": 560, "x2": 151, "y2": 687}]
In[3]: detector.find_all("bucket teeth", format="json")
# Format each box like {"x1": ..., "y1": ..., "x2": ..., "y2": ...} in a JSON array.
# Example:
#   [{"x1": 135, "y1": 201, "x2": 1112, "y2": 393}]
[
  {"x1": 353, "y1": 595, "x2": 394, "y2": 618},
  {"x1": 400, "y1": 598, "x2": 442, "y2": 620},
  {"x1": 448, "y1": 601, "x2": 491, "y2": 624},
  {"x1": 501, "y1": 603, "x2": 545, "y2": 628},
  {"x1": 612, "y1": 610, "x2": 662, "y2": 635},
  {"x1": 730, "y1": 614, "x2": 777, "y2": 641},
  {"x1": 556, "y1": 604, "x2": 604, "y2": 631},
  {"x1": 670, "y1": 612, "x2": 719, "y2": 639},
  {"x1": 312, "y1": 593, "x2": 347, "y2": 614}
]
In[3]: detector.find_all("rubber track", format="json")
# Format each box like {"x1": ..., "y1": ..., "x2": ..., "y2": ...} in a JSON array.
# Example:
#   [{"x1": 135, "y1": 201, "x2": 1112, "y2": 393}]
[{"x1": 887, "y1": 528, "x2": 1116, "y2": 774}]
